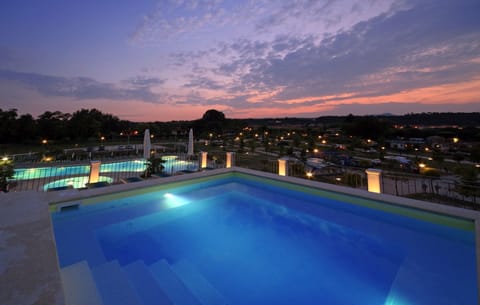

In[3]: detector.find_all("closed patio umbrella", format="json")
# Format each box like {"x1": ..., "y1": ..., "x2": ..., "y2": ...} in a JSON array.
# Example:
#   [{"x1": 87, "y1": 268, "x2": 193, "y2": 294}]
[
  {"x1": 143, "y1": 129, "x2": 151, "y2": 159},
  {"x1": 187, "y1": 128, "x2": 194, "y2": 156}
]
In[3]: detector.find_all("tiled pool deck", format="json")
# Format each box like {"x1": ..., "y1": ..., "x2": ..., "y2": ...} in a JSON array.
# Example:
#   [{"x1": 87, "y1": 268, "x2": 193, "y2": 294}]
[{"x1": 1, "y1": 167, "x2": 480, "y2": 305}]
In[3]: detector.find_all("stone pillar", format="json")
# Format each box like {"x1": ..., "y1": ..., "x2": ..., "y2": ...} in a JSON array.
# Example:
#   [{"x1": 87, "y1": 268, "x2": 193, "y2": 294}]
[
  {"x1": 366, "y1": 168, "x2": 383, "y2": 193},
  {"x1": 89, "y1": 161, "x2": 101, "y2": 184},
  {"x1": 200, "y1": 151, "x2": 208, "y2": 169},
  {"x1": 278, "y1": 158, "x2": 288, "y2": 176},
  {"x1": 226, "y1": 152, "x2": 235, "y2": 168}
]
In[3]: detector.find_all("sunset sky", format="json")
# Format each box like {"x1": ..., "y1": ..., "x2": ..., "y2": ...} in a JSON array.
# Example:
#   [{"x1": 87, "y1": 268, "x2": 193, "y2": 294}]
[{"x1": 1, "y1": 0, "x2": 479, "y2": 121}]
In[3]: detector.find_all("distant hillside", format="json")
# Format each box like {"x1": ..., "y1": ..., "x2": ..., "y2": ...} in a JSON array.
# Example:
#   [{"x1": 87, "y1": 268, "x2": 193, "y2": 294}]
[
  {"x1": 241, "y1": 112, "x2": 480, "y2": 128},
  {"x1": 382, "y1": 112, "x2": 480, "y2": 127}
]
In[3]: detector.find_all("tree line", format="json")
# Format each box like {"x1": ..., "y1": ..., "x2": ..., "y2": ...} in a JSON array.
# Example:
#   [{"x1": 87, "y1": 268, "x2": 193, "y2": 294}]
[
  {"x1": 0, "y1": 108, "x2": 246, "y2": 145},
  {"x1": 0, "y1": 108, "x2": 133, "y2": 143},
  {"x1": 2, "y1": 107, "x2": 479, "y2": 145}
]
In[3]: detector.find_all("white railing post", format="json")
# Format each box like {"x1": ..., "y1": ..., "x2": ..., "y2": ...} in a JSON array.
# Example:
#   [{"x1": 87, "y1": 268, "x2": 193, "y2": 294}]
[
  {"x1": 89, "y1": 161, "x2": 101, "y2": 184},
  {"x1": 226, "y1": 152, "x2": 235, "y2": 168},
  {"x1": 278, "y1": 158, "x2": 288, "y2": 176},
  {"x1": 200, "y1": 151, "x2": 208, "y2": 169},
  {"x1": 366, "y1": 168, "x2": 383, "y2": 193}
]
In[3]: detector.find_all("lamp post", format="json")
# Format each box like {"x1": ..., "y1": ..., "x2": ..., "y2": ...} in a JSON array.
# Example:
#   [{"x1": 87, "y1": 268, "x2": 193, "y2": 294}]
[
  {"x1": 99, "y1": 136, "x2": 105, "y2": 152},
  {"x1": 41, "y1": 139, "x2": 48, "y2": 154}
]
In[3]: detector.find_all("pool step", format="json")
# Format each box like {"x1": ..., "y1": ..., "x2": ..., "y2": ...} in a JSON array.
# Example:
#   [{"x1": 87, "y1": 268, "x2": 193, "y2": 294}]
[
  {"x1": 91, "y1": 260, "x2": 142, "y2": 305},
  {"x1": 149, "y1": 259, "x2": 201, "y2": 305},
  {"x1": 60, "y1": 260, "x2": 103, "y2": 305},
  {"x1": 172, "y1": 259, "x2": 230, "y2": 305},
  {"x1": 60, "y1": 258, "x2": 229, "y2": 305},
  {"x1": 97, "y1": 194, "x2": 230, "y2": 246},
  {"x1": 123, "y1": 260, "x2": 174, "y2": 305}
]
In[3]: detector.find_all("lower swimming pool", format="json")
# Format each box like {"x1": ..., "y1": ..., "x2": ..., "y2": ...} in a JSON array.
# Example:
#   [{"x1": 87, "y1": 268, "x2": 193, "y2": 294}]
[
  {"x1": 52, "y1": 172, "x2": 478, "y2": 305},
  {"x1": 14, "y1": 157, "x2": 198, "y2": 180},
  {"x1": 42, "y1": 176, "x2": 113, "y2": 191}
]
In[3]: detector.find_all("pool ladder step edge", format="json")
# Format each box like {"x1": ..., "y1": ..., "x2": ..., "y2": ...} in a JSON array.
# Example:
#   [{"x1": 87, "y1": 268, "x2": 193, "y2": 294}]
[
  {"x1": 91, "y1": 260, "x2": 142, "y2": 305},
  {"x1": 171, "y1": 259, "x2": 231, "y2": 305},
  {"x1": 123, "y1": 260, "x2": 175, "y2": 305},
  {"x1": 60, "y1": 260, "x2": 103, "y2": 305},
  {"x1": 148, "y1": 258, "x2": 202, "y2": 305}
]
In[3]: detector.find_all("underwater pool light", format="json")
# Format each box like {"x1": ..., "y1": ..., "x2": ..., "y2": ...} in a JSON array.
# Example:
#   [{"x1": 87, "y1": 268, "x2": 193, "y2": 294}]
[{"x1": 163, "y1": 193, "x2": 190, "y2": 208}]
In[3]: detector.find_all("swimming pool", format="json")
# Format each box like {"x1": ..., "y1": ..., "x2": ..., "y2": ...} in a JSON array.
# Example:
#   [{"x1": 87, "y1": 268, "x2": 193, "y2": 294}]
[
  {"x1": 52, "y1": 172, "x2": 478, "y2": 305},
  {"x1": 14, "y1": 157, "x2": 198, "y2": 180},
  {"x1": 43, "y1": 176, "x2": 113, "y2": 191},
  {"x1": 14, "y1": 160, "x2": 147, "y2": 180}
]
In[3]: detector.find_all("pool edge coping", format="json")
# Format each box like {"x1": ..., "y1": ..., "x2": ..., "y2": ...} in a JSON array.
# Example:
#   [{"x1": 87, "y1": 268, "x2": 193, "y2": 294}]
[
  {"x1": 48, "y1": 167, "x2": 480, "y2": 304},
  {"x1": 47, "y1": 167, "x2": 480, "y2": 223}
]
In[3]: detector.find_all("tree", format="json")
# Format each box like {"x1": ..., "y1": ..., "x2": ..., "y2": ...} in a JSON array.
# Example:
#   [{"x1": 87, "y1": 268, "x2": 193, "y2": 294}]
[
  {"x1": 342, "y1": 116, "x2": 391, "y2": 140},
  {"x1": 263, "y1": 139, "x2": 271, "y2": 152},
  {"x1": 68, "y1": 109, "x2": 104, "y2": 139},
  {"x1": 249, "y1": 139, "x2": 256, "y2": 153},
  {"x1": 470, "y1": 144, "x2": 480, "y2": 163},
  {"x1": 456, "y1": 167, "x2": 480, "y2": 203},
  {"x1": 432, "y1": 150, "x2": 445, "y2": 164},
  {"x1": 17, "y1": 114, "x2": 37, "y2": 142},
  {"x1": 292, "y1": 134, "x2": 301, "y2": 147},
  {"x1": 0, "y1": 158, "x2": 14, "y2": 192},
  {"x1": 37, "y1": 111, "x2": 70, "y2": 140},
  {"x1": 453, "y1": 153, "x2": 465, "y2": 164},
  {"x1": 144, "y1": 156, "x2": 165, "y2": 177},
  {"x1": 286, "y1": 146, "x2": 294, "y2": 156},
  {"x1": 278, "y1": 144, "x2": 285, "y2": 156},
  {"x1": 0, "y1": 108, "x2": 19, "y2": 143},
  {"x1": 202, "y1": 109, "x2": 225, "y2": 121},
  {"x1": 197, "y1": 109, "x2": 227, "y2": 135},
  {"x1": 238, "y1": 138, "x2": 245, "y2": 153}
]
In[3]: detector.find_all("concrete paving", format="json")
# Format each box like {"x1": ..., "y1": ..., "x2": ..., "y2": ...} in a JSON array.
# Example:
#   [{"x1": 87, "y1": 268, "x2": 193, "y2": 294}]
[{"x1": 0, "y1": 191, "x2": 64, "y2": 305}]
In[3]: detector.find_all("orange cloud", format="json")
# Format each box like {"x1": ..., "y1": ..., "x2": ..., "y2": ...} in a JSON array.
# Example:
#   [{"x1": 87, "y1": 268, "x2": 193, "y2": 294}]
[
  {"x1": 246, "y1": 88, "x2": 284, "y2": 103},
  {"x1": 227, "y1": 78, "x2": 480, "y2": 118}
]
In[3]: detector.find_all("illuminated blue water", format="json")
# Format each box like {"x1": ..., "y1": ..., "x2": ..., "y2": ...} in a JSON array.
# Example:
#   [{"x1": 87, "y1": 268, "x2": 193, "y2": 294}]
[
  {"x1": 14, "y1": 158, "x2": 197, "y2": 180},
  {"x1": 42, "y1": 176, "x2": 113, "y2": 190},
  {"x1": 14, "y1": 160, "x2": 146, "y2": 180},
  {"x1": 52, "y1": 176, "x2": 478, "y2": 305}
]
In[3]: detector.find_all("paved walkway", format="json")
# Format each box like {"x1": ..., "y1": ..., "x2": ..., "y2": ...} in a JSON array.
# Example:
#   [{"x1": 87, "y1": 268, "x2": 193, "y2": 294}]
[{"x1": 0, "y1": 191, "x2": 64, "y2": 305}]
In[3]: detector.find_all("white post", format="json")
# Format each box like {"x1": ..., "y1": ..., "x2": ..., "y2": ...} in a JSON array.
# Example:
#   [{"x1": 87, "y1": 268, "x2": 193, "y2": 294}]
[
  {"x1": 89, "y1": 161, "x2": 101, "y2": 184},
  {"x1": 226, "y1": 152, "x2": 235, "y2": 168},
  {"x1": 278, "y1": 158, "x2": 288, "y2": 176},
  {"x1": 366, "y1": 168, "x2": 383, "y2": 193},
  {"x1": 201, "y1": 151, "x2": 208, "y2": 169}
]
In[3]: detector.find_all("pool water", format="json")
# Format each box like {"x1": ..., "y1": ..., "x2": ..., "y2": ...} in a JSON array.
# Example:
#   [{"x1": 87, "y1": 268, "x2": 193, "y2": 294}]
[
  {"x1": 52, "y1": 174, "x2": 478, "y2": 305},
  {"x1": 42, "y1": 176, "x2": 113, "y2": 191},
  {"x1": 14, "y1": 160, "x2": 147, "y2": 180},
  {"x1": 14, "y1": 157, "x2": 197, "y2": 180}
]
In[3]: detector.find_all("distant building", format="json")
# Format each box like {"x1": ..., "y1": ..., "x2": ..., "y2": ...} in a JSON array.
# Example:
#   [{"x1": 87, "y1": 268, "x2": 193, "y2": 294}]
[
  {"x1": 426, "y1": 136, "x2": 449, "y2": 151},
  {"x1": 389, "y1": 139, "x2": 408, "y2": 150},
  {"x1": 388, "y1": 138, "x2": 425, "y2": 150}
]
